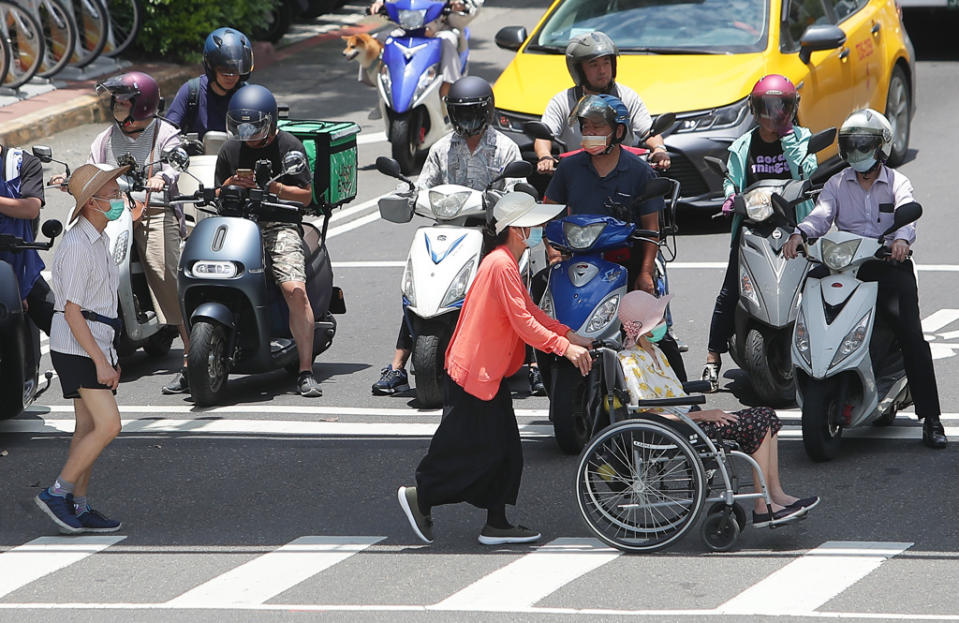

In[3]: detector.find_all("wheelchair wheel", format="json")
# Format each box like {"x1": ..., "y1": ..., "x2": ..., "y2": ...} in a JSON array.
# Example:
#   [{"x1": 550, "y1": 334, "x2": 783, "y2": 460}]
[
  {"x1": 576, "y1": 420, "x2": 706, "y2": 553},
  {"x1": 708, "y1": 501, "x2": 747, "y2": 534},
  {"x1": 701, "y1": 510, "x2": 740, "y2": 552}
]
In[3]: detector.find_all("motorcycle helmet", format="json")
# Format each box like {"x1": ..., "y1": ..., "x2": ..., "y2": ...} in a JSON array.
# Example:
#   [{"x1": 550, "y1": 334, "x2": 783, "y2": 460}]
[
  {"x1": 569, "y1": 93, "x2": 630, "y2": 145},
  {"x1": 203, "y1": 27, "x2": 254, "y2": 88},
  {"x1": 838, "y1": 107, "x2": 893, "y2": 173},
  {"x1": 445, "y1": 76, "x2": 494, "y2": 138},
  {"x1": 226, "y1": 84, "x2": 277, "y2": 143},
  {"x1": 748, "y1": 74, "x2": 798, "y2": 127},
  {"x1": 96, "y1": 71, "x2": 160, "y2": 130},
  {"x1": 565, "y1": 31, "x2": 618, "y2": 90}
]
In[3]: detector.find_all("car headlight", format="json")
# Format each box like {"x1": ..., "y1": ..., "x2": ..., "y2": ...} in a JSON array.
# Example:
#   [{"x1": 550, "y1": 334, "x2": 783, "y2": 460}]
[
  {"x1": 821, "y1": 239, "x2": 861, "y2": 271},
  {"x1": 191, "y1": 260, "x2": 238, "y2": 279},
  {"x1": 740, "y1": 264, "x2": 760, "y2": 308},
  {"x1": 585, "y1": 293, "x2": 620, "y2": 334},
  {"x1": 402, "y1": 257, "x2": 416, "y2": 307},
  {"x1": 830, "y1": 311, "x2": 871, "y2": 369},
  {"x1": 563, "y1": 222, "x2": 606, "y2": 251},
  {"x1": 440, "y1": 258, "x2": 475, "y2": 308},
  {"x1": 742, "y1": 188, "x2": 774, "y2": 222},
  {"x1": 378, "y1": 64, "x2": 393, "y2": 107},
  {"x1": 794, "y1": 311, "x2": 811, "y2": 366},
  {"x1": 676, "y1": 98, "x2": 748, "y2": 133},
  {"x1": 112, "y1": 229, "x2": 129, "y2": 265},
  {"x1": 540, "y1": 290, "x2": 555, "y2": 319},
  {"x1": 413, "y1": 64, "x2": 439, "y2": 103},
  {"x1": 429, "y1": 190, "x2": 471, "y2": 219},
  {"x1": 397, "y1": 8, "x2": 427, "y2": 29}
]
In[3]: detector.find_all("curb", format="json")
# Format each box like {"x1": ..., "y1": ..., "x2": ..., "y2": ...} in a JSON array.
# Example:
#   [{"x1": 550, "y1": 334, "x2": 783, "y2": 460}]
[{"x1": 0, "y1": 19, "x2": 379, "y2": 149}]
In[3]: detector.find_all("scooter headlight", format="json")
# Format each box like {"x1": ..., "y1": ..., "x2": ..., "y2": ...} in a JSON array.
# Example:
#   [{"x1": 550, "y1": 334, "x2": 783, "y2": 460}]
[
  {"x1": 740, "y1": 264, "x2": 760, "y2": 308},
  {"x1": 191, "y1": 260, "x2": 238, "y2": 279},
  {"x1": 402, "y1": 257, "x2": 416, "y2": 307},
  {"x1": 112, "y1": 229, "x2": 129, "y2": 265},
  {"x1": 429, "y1": 190, "x2": 471, "y2": 220},
  {"x1": 821, "y1": 239, "x2": 861, "y2": 271},
  {"x1": 397, "y1": 8, "x2": 428, "y2": 29},
  {"x1": 742, "y1": 188, "x2": 774, "y2": 222},
  {"x1": 378, "y1": 64, "x2": 393, "y2": 107},
  {"x1": 794, "y1": 311, "x2": 811, "y2": 366},
  {"x1": 440, "y1": 258, "x2": 476, "y2": 309},
  {"x1": 585, "y1": 293, "x2": 620, "y2": 334},
  {"x1": 413, "y1": 63, "x2": 439, "y2": 104},
  {"x1": 830, "y1": 311, "x2": 871, "y2": 369},
  {"x1": 563, "y1": 222, "x2": 606, "y2": 251}
]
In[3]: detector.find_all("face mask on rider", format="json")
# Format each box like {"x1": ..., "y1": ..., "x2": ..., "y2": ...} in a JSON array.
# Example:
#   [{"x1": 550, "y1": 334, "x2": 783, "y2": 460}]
[
  {"x1": 93, "y1": 197, "x2": 125, "y2": 221},
  {"x1": 849, "y1": 157, "x2": 878, "y2": 173},
  {"x1": 647, "y1": 321, "x2": 668, "y2": 343},
  {"x1": 523, "y1": 226, "x2": 543, "y2": 248},
  {"x1": 581, "y1": 133, "x2": 611, "y2": 156}
]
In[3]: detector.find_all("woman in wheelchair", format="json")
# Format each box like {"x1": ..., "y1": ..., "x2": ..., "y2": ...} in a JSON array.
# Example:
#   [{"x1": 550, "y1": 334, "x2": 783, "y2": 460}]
[{"x1": 616, "y1": 291, "x2": 819, "y2": 527}]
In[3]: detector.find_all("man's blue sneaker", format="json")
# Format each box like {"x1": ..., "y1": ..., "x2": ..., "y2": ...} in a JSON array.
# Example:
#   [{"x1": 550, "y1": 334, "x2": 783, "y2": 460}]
[
  {"x1": 76, "y1": 508, "x2": 122, "y2": 533},
  {"x1": 372, "y1": 365, "x2": 410, "y2": 395},
  {"x1": 35, "y1": 489, "x2": 83, "y2": 534}
]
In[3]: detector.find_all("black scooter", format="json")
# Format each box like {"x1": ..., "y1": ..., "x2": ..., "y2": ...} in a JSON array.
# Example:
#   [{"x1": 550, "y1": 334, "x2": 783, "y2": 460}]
[
  {"x1": 170, "y1": 148, "x2": 345, "y2": 406},
  {"x1": 0, "y1": 219, "x2": 62, "y2": 419}
]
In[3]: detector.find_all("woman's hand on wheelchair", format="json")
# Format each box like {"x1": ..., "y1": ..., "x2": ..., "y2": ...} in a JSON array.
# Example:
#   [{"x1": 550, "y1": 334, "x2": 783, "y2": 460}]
[
  {"x1": 694, "y1": 409, "x2": 739, "y2": 426},
  {"x1": 564, "y1": 343, "x2": 592, "y2": 376}
]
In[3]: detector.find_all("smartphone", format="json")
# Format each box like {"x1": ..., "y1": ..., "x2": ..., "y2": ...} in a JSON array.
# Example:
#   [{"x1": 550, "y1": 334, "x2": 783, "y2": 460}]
[{"x1": 236, "y1": 168, "x2": 253, "y2": 177}]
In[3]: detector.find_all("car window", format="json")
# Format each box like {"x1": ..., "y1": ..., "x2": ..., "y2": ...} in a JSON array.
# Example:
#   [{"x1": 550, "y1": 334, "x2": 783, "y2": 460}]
[
  {"x1": 832, "y1": 0, "x2": 867, "y2": 21},
  {"x1": 530, "y1": 0, "x2": 770, "y2": 54},
  {"x1": 780, "y1": 0, "x2": 835, "y2": 52}
]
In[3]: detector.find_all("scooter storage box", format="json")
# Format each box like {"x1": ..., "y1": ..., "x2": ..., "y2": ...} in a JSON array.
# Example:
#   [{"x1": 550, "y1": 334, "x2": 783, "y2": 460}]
[{"x1": 277, "y1": 119, "x2": 360, "y2": 208}]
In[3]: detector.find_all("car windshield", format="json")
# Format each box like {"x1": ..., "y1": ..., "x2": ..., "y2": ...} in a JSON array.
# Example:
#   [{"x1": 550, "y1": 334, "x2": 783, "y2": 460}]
[{"x1": 530, "y1": 0, "x2": 769, "y2": 54}]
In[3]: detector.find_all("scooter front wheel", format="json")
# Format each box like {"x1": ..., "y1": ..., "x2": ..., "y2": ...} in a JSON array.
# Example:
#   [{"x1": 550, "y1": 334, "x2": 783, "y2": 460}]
[
  {"x1": 412, "y1": 323, "x2": 451, "y2": 409},
  {"x1": 187, "y1": 320, "x2": 230, "y2": 406},
  {"x1": 800, "y1": 378, "x2": 843, "y2": 462},
  {"x1": 389, "y1": 113, "x2": 421, "y2": 175}
]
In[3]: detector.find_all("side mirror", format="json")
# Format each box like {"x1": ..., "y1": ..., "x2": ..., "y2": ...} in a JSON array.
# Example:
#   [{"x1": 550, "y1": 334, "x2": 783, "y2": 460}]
[
  {"x1": 806, "y1": 127, "x2": 837, "y2": 155},
  {"x1": 733, "y1": 194, "x2": 748, "y2": 216},
  {"x1": 40, "y1": 219, "x2": 63, "y2": 240},
  {"x1": 632, "y1": 177, "x2": 673, "y2": 204},
  {"x1": 495, "y1": 26, "x2": 527, "y2": 51},
  {"x1": 282, "y1": 151, "x2": 308, "y2": 176},
  {"x1": 375, "y1": 156, "x2": 403, "y2": 179},
  {"x1": 769, "y1": 193, "x2": 795, "y2": 226},
  {"x1": 648, "y1": 112, "x2": 676, "y2": 137},
  {"x1": 523, "y1": 121, "x2": 554, "y2": 142},
  {"x1": 798, "y1": 25, "x2": 846, "y2": 64},
  {"x1": 32, "y1": 145, "x2": 53, "y2": 163},
  {"x1": 496, "y1": 160, "x2": 533, "y2": 182},
  {"x1": 882, "y1": 201, "x2": 922, "y2": 237},
  {"x1": 163, "y1": 146, "x2": 191, "y2": 171},
  {"x1": 703, "y1": 155, "x2": 729, "y2": 178}
]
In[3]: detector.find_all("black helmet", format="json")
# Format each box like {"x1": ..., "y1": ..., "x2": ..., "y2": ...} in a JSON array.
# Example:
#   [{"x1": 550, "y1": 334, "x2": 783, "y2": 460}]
[
  {"x1": 226, "y1": 84, "x2": 277, "y2": 143},
  {"x1": 203, "y1": 28, "x2": 254, "y2": 87},
  {"x1": 445, "y1": 76, "x2": 494, "y2": 138},
  {"x1": 565, "y1": 31, "x2": 618, "y2": 89}
]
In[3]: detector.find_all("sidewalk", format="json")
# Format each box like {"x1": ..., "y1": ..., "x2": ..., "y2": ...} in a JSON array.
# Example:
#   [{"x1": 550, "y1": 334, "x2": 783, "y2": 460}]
[{"x1": 0, "y1": 12, "x2": 378, "y2": 148}]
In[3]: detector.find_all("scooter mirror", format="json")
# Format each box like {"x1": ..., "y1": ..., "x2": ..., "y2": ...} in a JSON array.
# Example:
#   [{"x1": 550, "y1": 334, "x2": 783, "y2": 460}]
[
  {"x1": 769, "y1": 192, "x2": 795, "y2": 226},
  {"x1": 882, "y1": 201, "x2": 922, "y2": 238},
  {"x1": 40, "y1": 219, "x2": 63, "y2": 239},
  {"x1": 282, "y1": 151, "x2": 308, "y2": 176},
  {"x1": 497, "y1": 160, "x2": 533, "y2": 182},
  {"x1": 514, "y1": 182, "x2": 539, "y2": 200},
  {"x1": 523, "y1": 121, "x2": 554, "y2": 141},
  {"x1": 375, "y1": 156, "x2": 403, "y2": 179},
  {"x1": 32, "y1": 145, "x2": 53, "y2": 163},
  {"x1": 648, "y1": 112, "x2": 676, "y2": 137},
  {"x1": 631, "y1": 177, "x2": 672, "y2": 204},
  {"x1": 806, "y1": 127, "x2": 837, "y2": 155},
  {"x1": 163, "y1": 146, "x2": 191, "y2": 171},
  {"x1": 702, "y1": 155, "x2": 728, "y2": 178},
  {"x1": 733, "y1": 193, "x2": 748, "y2": 216}
]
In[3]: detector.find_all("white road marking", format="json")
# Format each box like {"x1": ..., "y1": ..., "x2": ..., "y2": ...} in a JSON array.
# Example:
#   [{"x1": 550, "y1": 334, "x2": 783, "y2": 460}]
[
  {"x1": 0, "y1": 536, "x2": 126, "y2": 599},
  {"x1": 356, "y1": 131, "x2": 387, "y2": 145},
  {"x1": 921, "y1": 309, "x2": 959, "y2": 333},
  {"x1": 332, "y1": 260, "x2": 405, "y2": 268},
  {"x1": 432, "y1": 538, "x2": 620, "y2": 612},
  {"x1": 165, "y1": 536, "x2": 383, "y2": 608},
  {"x1": 717, "y1": 541, "x2": 912, "y2": 615},
  {"x1": 327, "y1": 212, "x2": 380, "y2": 238}
]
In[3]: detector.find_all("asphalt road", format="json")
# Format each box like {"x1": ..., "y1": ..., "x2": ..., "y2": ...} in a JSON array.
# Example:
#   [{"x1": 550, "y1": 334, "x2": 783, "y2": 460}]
[{"x1": 1, "y1": 2, "x2": 959, "y2": 622}]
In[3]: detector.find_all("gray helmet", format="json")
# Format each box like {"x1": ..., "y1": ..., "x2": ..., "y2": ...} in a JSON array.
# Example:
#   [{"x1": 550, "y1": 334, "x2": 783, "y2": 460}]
[
  {"x1": 838, "y1": 108, "x2": 893, "y2": 172},
  {"x1": 565, "y1": 31, "x2": 618, "y2": 88}
]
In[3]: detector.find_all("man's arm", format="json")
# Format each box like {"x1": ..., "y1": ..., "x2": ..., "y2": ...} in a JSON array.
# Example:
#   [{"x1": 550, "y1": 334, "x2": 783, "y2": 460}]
[
  {"x1": 635, "y1": 210, "x2": 659, "y2": 294},
  {"x1": 0, "y1": 156, "x2": 43, "y2": 219}
]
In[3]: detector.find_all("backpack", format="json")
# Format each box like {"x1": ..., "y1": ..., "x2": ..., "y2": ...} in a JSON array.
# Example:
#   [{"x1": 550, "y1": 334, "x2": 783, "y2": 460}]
[{"x1": 182, "y1": 76, "x2": 203, "y2": 136}]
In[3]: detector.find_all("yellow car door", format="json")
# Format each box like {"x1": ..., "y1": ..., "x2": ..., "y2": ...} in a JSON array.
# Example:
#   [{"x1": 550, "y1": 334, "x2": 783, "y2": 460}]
[{"x1": 833, "y1": 0, "x2": 884, "y2": 111}]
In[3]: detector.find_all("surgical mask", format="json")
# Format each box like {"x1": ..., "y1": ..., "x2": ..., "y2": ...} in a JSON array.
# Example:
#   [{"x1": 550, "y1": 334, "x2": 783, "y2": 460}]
[
  {"x1": 581, "y1": 133, "x2": 610, "y2": 155},
  {"x1": 524, "y1": 226, "x2": 543, "y2": 248},
  {"x1": 94, "y1": 197, "x2": 125, "y2": 221},
  {"x1": 647, "y1": 322, "x2": 668, "y2": 343},
  {"x1": 849, "y1": 157, "x2": 877, "y2": 173}
]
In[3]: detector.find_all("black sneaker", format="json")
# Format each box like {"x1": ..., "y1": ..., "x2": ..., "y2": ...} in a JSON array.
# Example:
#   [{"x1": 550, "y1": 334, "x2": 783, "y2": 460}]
[
  {"x1": 923, "y1": 419, "x2": 948, "y2": 449},
  {"x1": 752, "y1": 505, "x2": 806, "y2": 529},
  {"x1": 372, "y1": 365, "x2": 410, "y2": 395},
  {"x1": 785, "y1": 496, "x2": 820, "y2": 512},
  {"x1": 297, "y1": 372, "x2": 323, "y2": 397},
  {"x1": 76, "y1": 508, "x2": 122, "y2": 533},
  {"x1": 161, "y1": 369, "x2": 189, "y2": 395},
  {"x1": 397, "y1": 486, "x2": 433, "y2": 544},
  {"x1": 35, "y1": 489, "x2": 83, "y2": 534},
  {"x1": 528, "y1": 367, "x2": 546, "y2": 396},
  {"x1": 478, "y1": 524, "x2": 541, "y2": 545}
]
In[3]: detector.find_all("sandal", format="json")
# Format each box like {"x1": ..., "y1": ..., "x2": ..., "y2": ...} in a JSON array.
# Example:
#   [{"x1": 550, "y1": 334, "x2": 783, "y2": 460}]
[{"x1": 701, "y1": 362, "x2": 721, "y2": 392}]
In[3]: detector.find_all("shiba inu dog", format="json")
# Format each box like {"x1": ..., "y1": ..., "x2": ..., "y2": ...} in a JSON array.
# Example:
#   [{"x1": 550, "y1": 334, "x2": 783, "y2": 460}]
[{"x1": 342, "y1": 33, "x2": 383, "y2": 87}]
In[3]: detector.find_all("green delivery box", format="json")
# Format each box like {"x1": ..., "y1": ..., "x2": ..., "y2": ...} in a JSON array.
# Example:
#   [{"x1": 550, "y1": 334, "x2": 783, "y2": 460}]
[{"x1": 277, "y1": 119, "x2": 360, "y2": 208}]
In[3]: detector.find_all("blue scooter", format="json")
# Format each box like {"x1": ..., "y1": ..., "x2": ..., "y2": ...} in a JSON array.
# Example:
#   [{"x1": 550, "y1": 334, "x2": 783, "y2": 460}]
[{"x1": 374, "y1": 0, "x2": 469, "y2": 173}]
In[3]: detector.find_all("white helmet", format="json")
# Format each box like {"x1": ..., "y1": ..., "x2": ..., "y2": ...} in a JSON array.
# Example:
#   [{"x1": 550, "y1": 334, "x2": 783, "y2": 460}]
[{"x1": 838, "y1": 108, "x2": 893, "y2": 173}]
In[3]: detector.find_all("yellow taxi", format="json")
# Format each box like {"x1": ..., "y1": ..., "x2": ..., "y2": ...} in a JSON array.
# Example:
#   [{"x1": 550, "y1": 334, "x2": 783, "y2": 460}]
[{"x1": 492, "y1": 0, "x2": 916, "y2": 208}]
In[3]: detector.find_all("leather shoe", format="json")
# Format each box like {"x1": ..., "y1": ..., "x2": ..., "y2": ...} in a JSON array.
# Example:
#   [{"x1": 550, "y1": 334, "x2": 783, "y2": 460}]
[{"x1": 922, "y1": 418, "x2": 948, "y2": 449}]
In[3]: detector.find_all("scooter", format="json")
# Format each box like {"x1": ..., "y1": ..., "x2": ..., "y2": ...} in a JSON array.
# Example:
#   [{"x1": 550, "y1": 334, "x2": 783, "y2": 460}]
[
  {"x1": 31, "y1": 146, "x2": 179, "y2": 359},
  {"x1": 0, "y1": 219, "x2": 61, "y2": 420},
  {"x1": 782, "y1": 196, "x2": 923, "y2": 461},
  {"x1": 171, "y1": 149, "x2": 345, "y2": 406},
  {"x1": 375, "y1": 156, "x2": 533, "y2": 407},
  {"x1": 701, "y1": 127, "x2": 835, "y2": 405},
  {"x1": 374, "y1": 0, "x2": 469, "y2": 174}
]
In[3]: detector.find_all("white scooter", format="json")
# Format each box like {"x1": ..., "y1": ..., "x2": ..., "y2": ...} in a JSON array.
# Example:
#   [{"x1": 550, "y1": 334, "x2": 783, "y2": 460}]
[
  {"x1": 786, "y1": 199, "x2": 923, "y2": 461},
  {"x1": 375, "y1": 156, "x2": 534, "y2": 407},
  {"x1": 176, "y1": 131, "x2": 229, "y2": 233}
]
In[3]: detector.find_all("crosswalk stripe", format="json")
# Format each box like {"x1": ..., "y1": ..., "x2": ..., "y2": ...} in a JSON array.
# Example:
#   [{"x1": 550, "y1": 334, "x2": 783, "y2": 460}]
[
  {"x1": 431, "y1": 538, "x2": 620, "y2": 612},
  {"x1": 164, "y1": 536, "x2": 384, "y2": 607},
  {"x1": 717, "y1": 541, "x2": 912, "y2": 615},
  {"x1": 0, "y1": 536, "x2": 126, "y2": 599}
]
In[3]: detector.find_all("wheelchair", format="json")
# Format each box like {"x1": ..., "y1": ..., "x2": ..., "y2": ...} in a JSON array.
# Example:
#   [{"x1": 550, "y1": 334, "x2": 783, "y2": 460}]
[{"x1": 575, "y1": 346, "x2": 805, "y2": 553}]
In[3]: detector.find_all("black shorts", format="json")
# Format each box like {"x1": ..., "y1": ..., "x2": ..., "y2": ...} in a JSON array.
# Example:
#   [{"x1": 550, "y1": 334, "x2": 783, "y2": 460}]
[{"x1": 50, "y1": 352, "x2": 118, "y2": 399}]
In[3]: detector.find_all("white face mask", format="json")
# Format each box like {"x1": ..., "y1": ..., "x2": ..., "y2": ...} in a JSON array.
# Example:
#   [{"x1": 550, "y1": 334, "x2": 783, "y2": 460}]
[{"x1": 581, "y1": 133, "x2": 611, "y2": 155}]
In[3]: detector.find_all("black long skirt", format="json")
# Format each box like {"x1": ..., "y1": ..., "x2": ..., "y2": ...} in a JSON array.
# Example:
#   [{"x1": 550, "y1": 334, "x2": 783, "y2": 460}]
[{"x1": 415, "y1": 375, "x2": 523, "y2": 511}]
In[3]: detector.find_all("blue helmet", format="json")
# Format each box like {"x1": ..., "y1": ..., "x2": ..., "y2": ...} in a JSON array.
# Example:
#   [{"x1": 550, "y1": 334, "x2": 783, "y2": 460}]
[
  {"x1": 226, "y1": 84, "x2": 277, "y2": 143},
  {"x1": 203, "y1": 28, "x2": 254, "y2": 86},
  {"x1": 569, "y1": 93, "x2": 630, "y2": 144}
]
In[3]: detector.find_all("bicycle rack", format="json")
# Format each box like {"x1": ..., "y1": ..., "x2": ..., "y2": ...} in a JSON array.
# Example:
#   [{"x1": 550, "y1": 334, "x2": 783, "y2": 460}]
[{"x1": 56, "y1": 56, "x2": 131, "y2": 82}]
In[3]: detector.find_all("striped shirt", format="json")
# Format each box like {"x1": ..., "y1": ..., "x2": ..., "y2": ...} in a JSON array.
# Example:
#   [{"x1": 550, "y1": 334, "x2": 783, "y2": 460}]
[{"x1": 49, "y1": 216, "x2": 119, "y2": 363}]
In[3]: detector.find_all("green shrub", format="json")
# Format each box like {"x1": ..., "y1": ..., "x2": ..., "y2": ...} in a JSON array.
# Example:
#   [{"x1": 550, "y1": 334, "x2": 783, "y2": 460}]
[{"x1": 134, "y1": 0, "x2": 278, "y2": 63}]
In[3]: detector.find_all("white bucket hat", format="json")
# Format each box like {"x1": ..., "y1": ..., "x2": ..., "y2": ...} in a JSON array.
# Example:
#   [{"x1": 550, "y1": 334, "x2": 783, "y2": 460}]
[{"x1": 493, "y1": 192, "x2": 566, "y2": 234}]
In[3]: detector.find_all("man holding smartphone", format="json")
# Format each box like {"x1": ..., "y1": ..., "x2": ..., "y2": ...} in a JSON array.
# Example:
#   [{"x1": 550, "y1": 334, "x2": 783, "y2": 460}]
[{"x1": 215, "y1": 85, "x2": 323, "y2": 397}]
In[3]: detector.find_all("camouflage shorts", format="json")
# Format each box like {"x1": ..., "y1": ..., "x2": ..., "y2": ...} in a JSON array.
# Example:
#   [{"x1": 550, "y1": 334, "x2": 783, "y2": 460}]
[{"x1": 263, "y1": 224, "x2": 306, "y2": 284}]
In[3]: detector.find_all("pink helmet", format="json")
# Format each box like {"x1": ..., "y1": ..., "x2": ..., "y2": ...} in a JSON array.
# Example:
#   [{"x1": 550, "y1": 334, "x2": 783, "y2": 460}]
[
  {"x1": 748, "y1": 74, "x2": 798, "y2": 124},
  {"x1": 96, "y1": 71, "x2": 160, "y2": 121}
]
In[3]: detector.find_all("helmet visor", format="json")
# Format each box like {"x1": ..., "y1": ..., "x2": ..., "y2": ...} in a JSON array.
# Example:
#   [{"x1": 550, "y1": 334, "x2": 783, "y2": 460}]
[
  {"x1": 567, "y1": 95, "x2": 614, "y2": 128},
  {"x1": 447, "y1": 101, "x2": 489, "y2": 136},
  {"x1": 838, "y1": 133, "x2": 882, "y2": 164},
  {"x1": 96, "y1": 78, "x2": 139, "y2": 101},
  {"x1": 751, "y1": 94, "x2": 796, "y2": 121},
  {"x1": 226, "y1": 109, "x2": 272, "y2": 142},
  {"x1": 215, "y1": 48, "x2": 253, "y2": 77}
]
